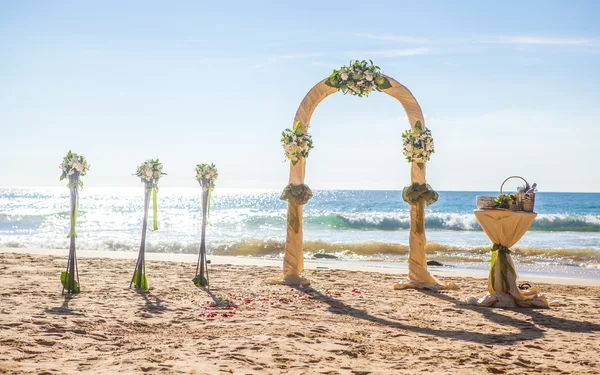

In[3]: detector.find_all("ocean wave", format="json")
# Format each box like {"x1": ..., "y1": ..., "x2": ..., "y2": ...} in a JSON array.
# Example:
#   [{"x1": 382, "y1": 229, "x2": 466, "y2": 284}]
[
  {"x1": 2, "y1": 237, "x2": 599, "y2": 268},
  {"x1": 2, "y1": 210, "x2": 600, "y2": 234},
  {"x1": 304, "y1": 212, "x2": 600, "y2": 232},
  {"x1": 210, "y1": 239, "x2": 600, "y2": 268}
]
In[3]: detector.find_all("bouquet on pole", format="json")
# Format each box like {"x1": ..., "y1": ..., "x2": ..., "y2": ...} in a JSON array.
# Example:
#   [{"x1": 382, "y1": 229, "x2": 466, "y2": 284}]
[
  {"x1": 130, "y1": 159, "x2": 165, "y2": 290},
  {"x1": 193, "y1": 163, "x2": 218, "y2": 287},
  {"x1": 59, "y1": 151, "x2": 90, "y2": 294}
]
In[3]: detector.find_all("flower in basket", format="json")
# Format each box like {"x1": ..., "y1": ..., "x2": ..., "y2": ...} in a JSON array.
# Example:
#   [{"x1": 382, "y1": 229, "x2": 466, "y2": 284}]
[
  {"x1": 492, "y1": 194, "x2": 515, "y2": 209},
  {"x1": 195, "y1": 163, "x2": 219, "y2": 191},
  {"x1": 281, "y1": 121, "x2": 313, "y2": 165},
  {"x1": 325, "y1": 60, "x2": 392, "y2": 97},
  {"x1": 402, "y1": 121, "x2": 434, "y2": 169}
]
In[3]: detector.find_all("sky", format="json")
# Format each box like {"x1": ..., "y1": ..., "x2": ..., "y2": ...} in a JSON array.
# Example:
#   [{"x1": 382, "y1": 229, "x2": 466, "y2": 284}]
[{"x1": 1, "y1": 0, "x2": 599, "y2": 192}]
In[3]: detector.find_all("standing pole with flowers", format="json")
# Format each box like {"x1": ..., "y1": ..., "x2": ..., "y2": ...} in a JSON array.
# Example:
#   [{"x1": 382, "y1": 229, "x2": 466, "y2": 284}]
[
  {"x1": 130, "y1": 159, "x2": 165, "y2": 291},
  {"x1": 59, "y1": 151, "x2": 90, "y2": 294},
  {"x1": 269, "y1": 59, "x2": 452, "y2": 289},
  {"x1": 193, "y1": 163, "x2": 218, "y2": 288}
]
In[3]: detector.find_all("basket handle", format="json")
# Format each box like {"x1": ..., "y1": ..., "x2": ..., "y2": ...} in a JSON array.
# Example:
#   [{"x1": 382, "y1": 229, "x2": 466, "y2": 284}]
[{"x1": 500, "y1": 176, "x2": 529, "y2": 195}]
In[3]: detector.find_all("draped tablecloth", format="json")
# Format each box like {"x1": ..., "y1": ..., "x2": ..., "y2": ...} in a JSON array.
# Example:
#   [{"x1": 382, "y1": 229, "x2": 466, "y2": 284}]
[{"x1": 467, "y1": 209, "x2": 553, "y2": 308}]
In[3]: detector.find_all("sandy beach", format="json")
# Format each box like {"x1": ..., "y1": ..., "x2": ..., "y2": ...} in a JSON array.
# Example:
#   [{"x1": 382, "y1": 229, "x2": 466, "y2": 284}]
[{"x1": 1, "y1": 250, "x2": 599, "y2": 375}]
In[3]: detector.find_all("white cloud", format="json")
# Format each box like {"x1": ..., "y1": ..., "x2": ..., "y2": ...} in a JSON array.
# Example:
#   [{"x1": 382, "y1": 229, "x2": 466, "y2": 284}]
[
  {"x1": 354, "y1": 32, "x2": 598, "y2": 49},
  {"x1": 481, "y1": 36, "x2": 594, "y2": 46},
  {"x1": 362, "y1": 47, "x2": 431, "y2": 57},
  {"x1": 352, "y1": 33, "x2": 429, "y2": 43}
]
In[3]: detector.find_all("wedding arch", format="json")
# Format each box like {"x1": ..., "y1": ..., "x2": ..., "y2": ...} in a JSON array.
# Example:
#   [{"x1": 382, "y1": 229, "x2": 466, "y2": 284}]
[{"x1": 268, "y1": 61, "x2": 455, "y2": 291}]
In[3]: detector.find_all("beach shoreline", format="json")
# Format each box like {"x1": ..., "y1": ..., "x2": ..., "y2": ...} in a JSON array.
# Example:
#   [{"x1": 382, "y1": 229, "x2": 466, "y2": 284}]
[{"x1": 2, "y1": 247, "x2": 599, "y2": 287}]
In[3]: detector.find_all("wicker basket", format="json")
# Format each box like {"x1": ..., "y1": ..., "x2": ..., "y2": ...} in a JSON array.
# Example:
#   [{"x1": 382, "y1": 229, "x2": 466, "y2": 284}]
[{"x1": 500, "y1": 176, "x2": 535, "y2": 212}]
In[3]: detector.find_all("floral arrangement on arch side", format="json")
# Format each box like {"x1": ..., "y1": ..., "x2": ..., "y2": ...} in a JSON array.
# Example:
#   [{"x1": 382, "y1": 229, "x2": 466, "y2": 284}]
[
  {"x1": 281, "y1": 121, "x2": 313, "y2": 165},
  {"x1": 325, "y1": 60, "x2": 392, "y2": 97},
  {"x1": 402, "y1": 120, "x2": 434, "y2": 169},
  {"x1": 60, "y1": 150, "x2": 90, "y2": 189}
]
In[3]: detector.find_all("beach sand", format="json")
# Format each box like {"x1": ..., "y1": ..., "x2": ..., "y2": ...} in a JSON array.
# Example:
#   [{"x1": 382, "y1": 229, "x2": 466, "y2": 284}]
[{"x1": 1, "y1": 250, "x2": 599, "y2": 375}]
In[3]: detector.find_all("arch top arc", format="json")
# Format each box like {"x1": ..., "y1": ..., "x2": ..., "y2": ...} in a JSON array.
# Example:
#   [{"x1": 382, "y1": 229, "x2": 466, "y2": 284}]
[{"x1": 293, "y1": 74, "x2": 425, "y2": 132}]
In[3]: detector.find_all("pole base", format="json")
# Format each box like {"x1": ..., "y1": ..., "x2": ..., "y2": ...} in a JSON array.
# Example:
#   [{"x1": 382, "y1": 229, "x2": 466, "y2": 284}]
[
  {"x1": 393, "y1": 279, "x2": 458, "y2": 292},
  {"x1": 265, "y1": 275, "x2": 311, "y2": 286}
]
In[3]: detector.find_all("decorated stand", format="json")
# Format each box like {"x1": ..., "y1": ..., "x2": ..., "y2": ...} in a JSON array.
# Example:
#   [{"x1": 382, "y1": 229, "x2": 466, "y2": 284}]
[
  {"x1": 467, "y1": 177, "x2": 554, "y2": 307},
  {"x1": 193, "y1": 163, "x2": 218, "y2": 288},
  {"x1": 130, "y1": 159, "x2": 165, "y2": 291},
  {"x1": 267, "y1": 60, "x2": 455, "y2": 290},
  {"x1": 59, "y1": 151, "x2": 90, "y2": 294}
]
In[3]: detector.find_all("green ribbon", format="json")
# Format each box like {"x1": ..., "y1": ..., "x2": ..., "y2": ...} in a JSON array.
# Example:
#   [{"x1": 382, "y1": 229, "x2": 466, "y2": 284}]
[
  {"x1": 60, "y1": 271, "x2": 80, "y2": 293},
  {"x1": 133, "y1": 270, "x2": 148, "y2": 290},
  {"x1": 67, "y1": 180, "x2": 79, "y2": 238},
  {"x1": 490, "y1": 244, "x2": 516, "y2": 293},
  {"x1": 145, "y1": 182, "x2": 159, "y2": 231},
  {"x1": 202, "y1": 182, "x2": 214, "y2": 221},
  {"x1": 280, "y1": 183, "x2": 313, "y2": 206},
  {"x1": 207, "y1": 188, "x2": 212, "y2": 218},
  {"x1": 152, "y1": 185, "x2": 158, "y2": 231}
]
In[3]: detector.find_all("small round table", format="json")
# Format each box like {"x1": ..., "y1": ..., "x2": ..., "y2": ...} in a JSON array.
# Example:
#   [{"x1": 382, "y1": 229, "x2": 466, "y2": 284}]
[{"x1": 467, "y1": 209, "x2": 552, "y2": 308}]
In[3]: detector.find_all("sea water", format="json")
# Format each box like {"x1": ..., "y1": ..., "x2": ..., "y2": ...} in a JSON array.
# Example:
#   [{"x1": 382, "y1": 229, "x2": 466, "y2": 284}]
[{"x1": 1, "y1": 188, "x2": 599, "y2": 279}]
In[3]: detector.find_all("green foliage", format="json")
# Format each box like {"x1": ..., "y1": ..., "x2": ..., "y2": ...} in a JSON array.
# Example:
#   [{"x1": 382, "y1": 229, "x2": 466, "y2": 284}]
[
  {"x1": 493, "y1": 194, "x2": 515, "y2": 209},
  {"x1": 133, "y1": 270, "x2": 149, "y2": 290},
  {"x1": 60, "y1": 272, "x2": 80, "y2": 293},
  {"x1": 192, "y1": 274, "x2": 208, "y2": 287}
]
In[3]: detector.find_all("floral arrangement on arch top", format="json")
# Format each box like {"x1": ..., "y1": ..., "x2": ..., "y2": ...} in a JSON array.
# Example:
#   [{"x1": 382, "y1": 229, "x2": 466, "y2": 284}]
[{"x1": 325, "y1": 60, "x2": 392, "y2": 97}]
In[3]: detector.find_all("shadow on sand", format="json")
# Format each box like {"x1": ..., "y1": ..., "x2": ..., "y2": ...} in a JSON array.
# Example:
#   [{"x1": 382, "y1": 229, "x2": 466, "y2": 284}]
[
  {"x1": 134, "y1": 288, "x2": 167, "y2": 313},
  {"x1": 291, "y1": 286, "x2": 547, "y2": 345},
  {"x1": 44, "y1": 295, "x2": 84, "y2": 316}
]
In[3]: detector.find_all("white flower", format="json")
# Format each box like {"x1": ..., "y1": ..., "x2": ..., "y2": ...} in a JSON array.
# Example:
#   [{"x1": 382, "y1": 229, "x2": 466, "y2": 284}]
[
  {"x1": 365, "y1": 71, "x2": 373, "y2": 81},
  {"x1": 340, "y1": 72, "x2": 348, "y2": 81},
  {"x1": 146, "y1": 169, "x2": 153, "y2": 178}
]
